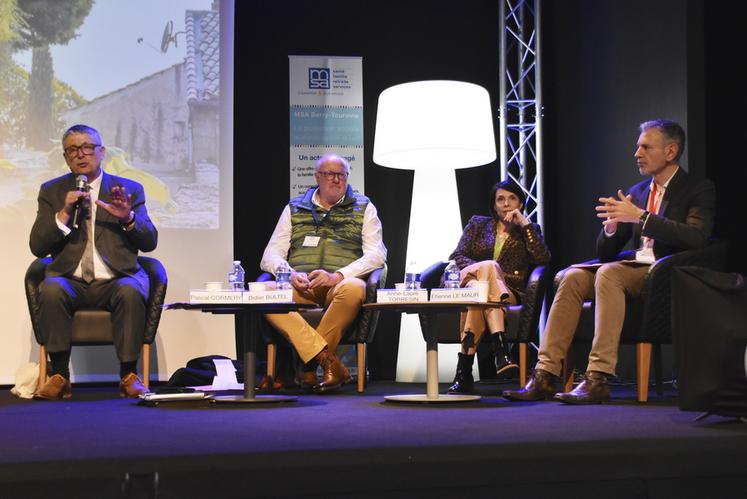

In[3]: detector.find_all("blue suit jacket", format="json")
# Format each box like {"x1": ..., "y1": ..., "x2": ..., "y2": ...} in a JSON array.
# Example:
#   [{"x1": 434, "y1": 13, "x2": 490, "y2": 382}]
[{"x1": 596, "y1": 167, "x2": 716, "y2": 262}]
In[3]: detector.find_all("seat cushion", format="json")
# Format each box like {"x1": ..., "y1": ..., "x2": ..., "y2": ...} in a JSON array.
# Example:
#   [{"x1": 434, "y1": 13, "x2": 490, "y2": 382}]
[
  {"x1": 71, "y1": 310, "x2": 113, "y2": 344},
  {"x1": 299, "y1": 309, "x2": 325, "y2": 328}
]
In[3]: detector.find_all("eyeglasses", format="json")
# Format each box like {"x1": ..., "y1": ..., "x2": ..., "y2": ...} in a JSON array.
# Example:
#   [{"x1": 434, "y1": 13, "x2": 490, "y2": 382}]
[
  {"x1": 316, "y1": 170, "x2": 349, "y2": 180},
  {"x1": 64, "y1": 143, "x2": 101, "y2": 157}
]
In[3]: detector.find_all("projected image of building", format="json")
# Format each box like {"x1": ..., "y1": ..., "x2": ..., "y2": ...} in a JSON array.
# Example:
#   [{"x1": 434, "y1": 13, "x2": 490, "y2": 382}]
[
  {"x1": 0, "y1": 2, "x2": 221, "y2": 229},
  {"x1": 60, "y1": 8, "x2": 220, "y2": 229}
]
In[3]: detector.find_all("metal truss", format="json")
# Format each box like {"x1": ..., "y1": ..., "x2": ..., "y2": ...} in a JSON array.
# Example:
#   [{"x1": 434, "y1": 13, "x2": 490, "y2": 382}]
[{"x1": 498, "y1": 0, "x2": 543, "y2": 228}]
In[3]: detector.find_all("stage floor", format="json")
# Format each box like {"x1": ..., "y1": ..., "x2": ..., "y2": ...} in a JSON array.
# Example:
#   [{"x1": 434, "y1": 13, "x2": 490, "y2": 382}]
[{"x1": 1, "y1": 380, "x2": 746, "y2": 498}]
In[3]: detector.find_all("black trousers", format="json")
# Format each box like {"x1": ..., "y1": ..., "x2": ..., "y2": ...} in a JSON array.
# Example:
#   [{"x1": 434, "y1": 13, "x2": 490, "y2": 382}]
[{"x1": 38, "y1": 275, "x2": 149, "y2": 362}]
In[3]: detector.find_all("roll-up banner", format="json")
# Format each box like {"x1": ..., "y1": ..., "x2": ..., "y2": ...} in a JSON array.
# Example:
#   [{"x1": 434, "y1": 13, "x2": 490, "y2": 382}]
[{"x1": 288, "y1": 55, "x2": 364, "y2": 196}]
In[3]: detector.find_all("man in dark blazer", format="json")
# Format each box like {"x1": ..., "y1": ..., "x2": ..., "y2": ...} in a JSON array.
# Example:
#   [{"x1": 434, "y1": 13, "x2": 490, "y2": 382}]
[
  {"x1": 30, "y1": 124, "x2": 158, "y2": 400},
  {"x1": 504, "y1": 119, "x2": 716, "y2": 404}
]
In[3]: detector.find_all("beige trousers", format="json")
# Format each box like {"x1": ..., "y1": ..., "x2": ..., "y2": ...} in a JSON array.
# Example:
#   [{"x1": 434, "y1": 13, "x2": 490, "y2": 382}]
[
  {"x1": 458, "y1": 260, "x2": 516, "y2": 349},
  {"x1": 536, "y1": 261, "x2": 650, "y2": 377},
  {"x1": 264, "y1": 277, "x2": 366, "y2": 363}
]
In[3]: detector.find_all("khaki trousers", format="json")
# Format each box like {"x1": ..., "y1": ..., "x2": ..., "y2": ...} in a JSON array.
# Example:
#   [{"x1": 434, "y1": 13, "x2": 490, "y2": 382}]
[
  {"x1": 536, "y1": 261, "x2": 649, "y2": 377},
  {"x1": 264, "y1": 277, "x2": 366, "y2": 363},
  {"x1": 458, "y1": 260, "x2": 516, "y2": 347}
]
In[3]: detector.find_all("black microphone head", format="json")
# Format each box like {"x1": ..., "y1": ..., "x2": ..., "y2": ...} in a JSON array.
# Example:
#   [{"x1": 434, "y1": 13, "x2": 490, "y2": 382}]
[{"x1": 75, "y1": 174, "x2": 89, "y2": 191}]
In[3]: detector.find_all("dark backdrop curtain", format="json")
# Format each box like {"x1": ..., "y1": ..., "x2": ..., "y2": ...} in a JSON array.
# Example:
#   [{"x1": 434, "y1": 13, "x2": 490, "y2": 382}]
[{"x1": 233, "y1": 0, "x2": 741, "y2": 380}]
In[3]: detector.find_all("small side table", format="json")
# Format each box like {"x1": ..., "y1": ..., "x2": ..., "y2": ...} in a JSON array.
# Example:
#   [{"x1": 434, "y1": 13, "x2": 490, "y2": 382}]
[
  {"x1": 363, "y1": 301, "x2": 508, "y2": 403},
  {"x1": 166, "y1": 301, "x2": 316, "y2": 404}
]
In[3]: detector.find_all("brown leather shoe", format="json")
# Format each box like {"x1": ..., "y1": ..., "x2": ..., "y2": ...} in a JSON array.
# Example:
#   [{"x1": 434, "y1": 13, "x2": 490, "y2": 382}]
[
  {"x1": 120, "y1": 373, "x2": 150, "y2": 398},
  {"x1": 340, "y1": 363, "x2": 352, "y2": 384},
  {"x1": 554, "y1": 371, "x2": 611, "y2": 405},
  {"x1": 502, "y1": 368, "x2": 558, "y2": 401},
  {"x1": 255, "y1": 375, "x2": 285, "y2": 392},
  {"x1": 313, "y1": 348, "x2": 352, "y2": 393},
  {"x1": 34, "y1": 374, "x2": 72, "y2": 400},
  {"x1": 296, "y1": 370, "x2": 318, "y2": 391}
]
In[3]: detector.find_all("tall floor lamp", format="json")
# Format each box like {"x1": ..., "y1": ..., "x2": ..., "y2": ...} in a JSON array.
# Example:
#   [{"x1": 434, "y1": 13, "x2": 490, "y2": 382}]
[{"x1": 373, "y1": 80, "x2": 497, "y2": 383}]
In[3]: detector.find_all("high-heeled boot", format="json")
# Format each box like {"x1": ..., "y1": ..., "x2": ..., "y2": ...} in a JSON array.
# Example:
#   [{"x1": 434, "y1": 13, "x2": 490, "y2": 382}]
[
  {"x1": 448, "y1": 352, "x2": 475, "y2": 393},
  {"x1": 492, "y1": 332, "x2": 518, "y2": 377}
]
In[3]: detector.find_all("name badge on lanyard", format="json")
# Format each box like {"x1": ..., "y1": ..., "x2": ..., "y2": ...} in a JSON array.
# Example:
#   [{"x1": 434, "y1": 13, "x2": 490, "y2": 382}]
[
  {"x1": 635, "y1": 247, "x2": 655, "y2": 264},
  {"x1": 303, "y1": 235, "x2": 321, "y2": 247}
]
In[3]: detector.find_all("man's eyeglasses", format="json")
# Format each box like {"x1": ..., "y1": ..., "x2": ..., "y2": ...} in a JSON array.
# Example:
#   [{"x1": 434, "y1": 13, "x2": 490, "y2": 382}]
[
  {"x1": 64, "y1": 143, "x2": 101, "y2": 157},
  {"x1": 316, "y1": 170, "x2": 349, "y2": 180}
]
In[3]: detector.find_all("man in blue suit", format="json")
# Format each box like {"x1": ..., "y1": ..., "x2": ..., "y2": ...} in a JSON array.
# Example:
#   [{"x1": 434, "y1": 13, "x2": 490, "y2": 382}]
[
  {"x1": 504, "y1": 119, "x2": 716, "y2": 404},
  {"x1": 30, "y1": 124, "x2": 158, "y2": 400}
]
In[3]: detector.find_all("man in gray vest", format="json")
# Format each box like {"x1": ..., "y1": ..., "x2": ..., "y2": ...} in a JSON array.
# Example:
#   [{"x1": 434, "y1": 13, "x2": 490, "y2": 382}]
[{"x1": 260, "y1": 154, "x2": 387, "y2": 393}]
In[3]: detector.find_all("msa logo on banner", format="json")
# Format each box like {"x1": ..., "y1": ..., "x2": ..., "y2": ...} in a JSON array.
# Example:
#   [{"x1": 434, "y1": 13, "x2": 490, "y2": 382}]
[{"x1": 308, "y1": 67, "x2": 330, "y2": 89}]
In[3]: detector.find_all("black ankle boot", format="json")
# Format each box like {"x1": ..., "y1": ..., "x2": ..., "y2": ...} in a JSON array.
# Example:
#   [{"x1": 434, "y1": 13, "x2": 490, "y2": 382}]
[
  {"x1": 448, "y1": 352, "x2": 475, "y2": 393},
  {"x1": 492, "y1": 332, "x2": 518, "y2": 377}
]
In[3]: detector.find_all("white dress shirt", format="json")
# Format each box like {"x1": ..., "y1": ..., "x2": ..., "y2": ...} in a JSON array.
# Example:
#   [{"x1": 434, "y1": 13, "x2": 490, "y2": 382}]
[
  {"x1": 56, "y1": 173, "x2": 114, "y2": 280},
  {"x1": 260, "y1": 188, "x2": 387, "y2": 279},
  {"x1": 640, "y1": 166, "x2": 677, "y2": 240}
]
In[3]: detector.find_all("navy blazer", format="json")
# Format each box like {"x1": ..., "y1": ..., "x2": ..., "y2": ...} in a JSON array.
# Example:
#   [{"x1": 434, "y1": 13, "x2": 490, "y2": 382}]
[
  {"x1": 29, "y1": 171, "x2": 158, "y2": 293},
  {"x1": 596, "y1": 167, "x2": 716, "y2": 262}
]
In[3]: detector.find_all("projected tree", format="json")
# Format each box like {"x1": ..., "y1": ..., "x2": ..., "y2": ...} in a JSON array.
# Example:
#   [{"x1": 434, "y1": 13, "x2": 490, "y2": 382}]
[
  {"x1": 0, "y1": 1, "x2": 21, "y2": 145},
  {"x1": 13, "y1": 0, "x2": 92, "y2": 150},
  {"x1": 0, "y1": 1, "x2": 20, "y2": 41}
]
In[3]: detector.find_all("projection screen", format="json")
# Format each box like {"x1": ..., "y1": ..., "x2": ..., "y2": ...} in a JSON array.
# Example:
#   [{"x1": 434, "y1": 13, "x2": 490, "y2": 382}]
[{"x1": 0, "y1": 0, "x2": 235, "y2": 383}]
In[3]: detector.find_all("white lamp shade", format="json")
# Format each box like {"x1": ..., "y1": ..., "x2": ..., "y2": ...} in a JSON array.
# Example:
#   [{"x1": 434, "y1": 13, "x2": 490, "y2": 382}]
[
  {"x1": 373, "y1": 80, "x2": 497, "y2": 170},
  {"x1": 372, "y1": 80, "x2": 496, "y2": 383}
]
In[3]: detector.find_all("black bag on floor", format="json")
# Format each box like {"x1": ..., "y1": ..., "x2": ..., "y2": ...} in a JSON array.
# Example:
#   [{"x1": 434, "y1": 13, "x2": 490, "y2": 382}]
[
  {"x1": 672, "y1": 267, "x2": 747, "y2": 418},
  {"x1": 166, "y1": 355, "x2": 245, "y2": 387}
]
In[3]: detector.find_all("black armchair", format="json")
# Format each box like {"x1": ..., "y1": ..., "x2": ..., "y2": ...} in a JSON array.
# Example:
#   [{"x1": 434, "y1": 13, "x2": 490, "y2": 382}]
[
  {"x1": 418, "y1": 261, "x2": 550, "y2": 387},
  {"x1": 559, "y1": 239, "x2": 728, "y2": 402},
  {"x1": 257, "y1": 265, "x2": 387, "y2": 393},
  {"x1": 24, "y1": 256, "x2": 168, "y2": 390}
]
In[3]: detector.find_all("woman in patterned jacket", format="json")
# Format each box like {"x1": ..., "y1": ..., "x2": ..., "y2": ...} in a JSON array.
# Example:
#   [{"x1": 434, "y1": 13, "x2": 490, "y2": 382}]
[{"x1": 447, "y1": 179, "x2": 551, "y2": 393}]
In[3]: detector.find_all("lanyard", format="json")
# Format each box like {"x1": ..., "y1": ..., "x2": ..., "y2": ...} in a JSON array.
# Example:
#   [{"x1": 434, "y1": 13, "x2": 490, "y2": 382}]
[
  {"x1": 310, "y1": 204, "x2": 327, "y2": 232},
  {"x1": 647, "y1": 183, "x2": 661, "y2": 214},
  {"x1": 641, "y1": 183, "x2": 661, "y2": 250}
]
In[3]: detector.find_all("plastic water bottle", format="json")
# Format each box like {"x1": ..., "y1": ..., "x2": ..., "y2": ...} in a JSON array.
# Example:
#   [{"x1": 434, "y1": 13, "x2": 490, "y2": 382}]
[
  {"x1": 275, "y1": 262, "x2": 291, "y2": 290},
  {"x1": 444, "y1": 260, "x2": 461, "y2": 289},
  {"x1": 228, "y1": 260, "x2": 245, "y2": 290},
  {"x1": 405, "y1": 260, "x2": 419, "y2": 290}
]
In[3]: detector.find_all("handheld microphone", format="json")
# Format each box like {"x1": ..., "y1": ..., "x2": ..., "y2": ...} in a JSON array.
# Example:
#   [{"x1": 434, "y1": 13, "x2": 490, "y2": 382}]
[{"x1": 71, "y1": 174, "x2": 89, "y2": 230}]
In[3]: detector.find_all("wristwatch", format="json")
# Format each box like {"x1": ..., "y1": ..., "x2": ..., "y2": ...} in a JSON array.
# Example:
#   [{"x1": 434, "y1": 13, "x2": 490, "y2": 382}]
[
  {"x1": 120, "y1": 211, "x2": 136, "y2": 231},
  {"x1": 639, "y1": 210, "x2": 649, "y2": 226}
]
